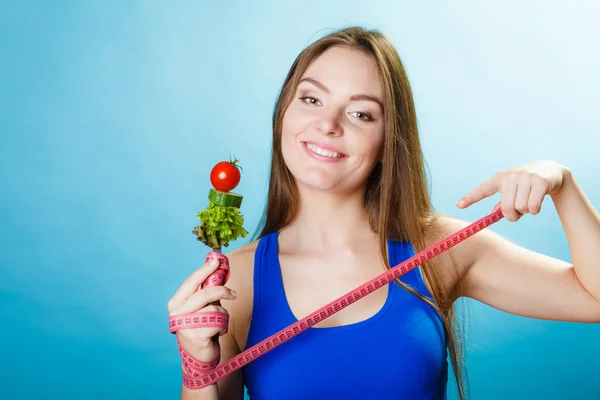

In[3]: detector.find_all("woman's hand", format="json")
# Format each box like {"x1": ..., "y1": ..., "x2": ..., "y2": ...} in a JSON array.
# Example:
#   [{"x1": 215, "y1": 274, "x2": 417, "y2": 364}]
[
  {"x1": 167, "y1": 258, "x2": 238, "y2": 366},
  {"x1": 456, "y1": 160, "x2": 571, "y2": 222}
]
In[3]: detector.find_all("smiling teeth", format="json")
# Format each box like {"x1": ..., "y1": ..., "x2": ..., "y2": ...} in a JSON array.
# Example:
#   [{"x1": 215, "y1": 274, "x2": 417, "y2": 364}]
[{"x1": 306, "y1": 143, "x2": 343, "y2": 158}]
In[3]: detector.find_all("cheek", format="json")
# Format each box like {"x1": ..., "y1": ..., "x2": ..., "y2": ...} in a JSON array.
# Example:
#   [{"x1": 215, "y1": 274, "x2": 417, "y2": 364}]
[
  {"x1": 280, "y1": 113, "x2": 295, "y2": 153},
  {"x1": 282, "y1": 104, "x2": 308, "y2": 136},
  {"x1": 351, "y1": 130, "x2": 384, "y2": 162},
  {"x1": 281, "y1": 105, "x2": 311, "y2": 158},
  {"x1": 281, "y1": 114, "x2": 294, "y2": 140},
  {"x1": 280, "y1": 110, "x2": 301, "y2": 164}
]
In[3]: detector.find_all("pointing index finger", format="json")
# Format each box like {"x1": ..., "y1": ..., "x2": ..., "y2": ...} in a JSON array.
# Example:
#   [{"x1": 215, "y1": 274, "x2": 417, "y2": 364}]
[{"x1": 457, "y1": 178, "x2": 499, "y2": 208}]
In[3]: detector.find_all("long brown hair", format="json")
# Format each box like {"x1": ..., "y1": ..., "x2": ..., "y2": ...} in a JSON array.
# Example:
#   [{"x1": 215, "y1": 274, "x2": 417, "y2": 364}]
[{"x1": 252, "y1": 26, "x2": 467, "y2": 400}]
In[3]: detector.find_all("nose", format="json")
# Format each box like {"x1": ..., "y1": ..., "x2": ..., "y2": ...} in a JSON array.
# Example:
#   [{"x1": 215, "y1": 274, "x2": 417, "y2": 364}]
[{"x1": 316, "y1": 107, "x2": 343, "y2": 136}]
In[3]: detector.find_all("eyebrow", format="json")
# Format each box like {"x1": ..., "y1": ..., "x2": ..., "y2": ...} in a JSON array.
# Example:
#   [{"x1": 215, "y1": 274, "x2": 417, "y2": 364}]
[{"x1": 298, "y1": 77, "x2": 384, "y2": 110}]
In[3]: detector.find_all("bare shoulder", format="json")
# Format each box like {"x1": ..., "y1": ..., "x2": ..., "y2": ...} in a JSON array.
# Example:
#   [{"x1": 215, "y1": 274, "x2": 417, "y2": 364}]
[
  {"x1": 226, "y1": 239, "x2": 259, "y2": 269},
  {"x1": 422, "y1": 213, "x2": 481, "y2": 302},
  {"x1": 221, "y1": 239, "x2": 259, "y2": 350}
]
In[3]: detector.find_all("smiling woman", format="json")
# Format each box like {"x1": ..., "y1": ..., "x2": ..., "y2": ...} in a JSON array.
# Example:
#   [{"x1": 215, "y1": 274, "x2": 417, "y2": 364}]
[{"x1": 167, "y1": 26, "x2": 600, "y2": 400}]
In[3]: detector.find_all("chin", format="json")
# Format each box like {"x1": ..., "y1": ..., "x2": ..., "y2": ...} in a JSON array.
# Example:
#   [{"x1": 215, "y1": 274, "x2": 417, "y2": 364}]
[{"x1": 290, "y1": 167, "x2": 338, "y2": 192}]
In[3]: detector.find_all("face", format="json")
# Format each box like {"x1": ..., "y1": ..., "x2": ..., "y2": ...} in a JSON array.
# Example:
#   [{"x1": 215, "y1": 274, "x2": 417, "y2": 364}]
[{"x1": 281, "y1": 45, "x2": 385, "y2": 195}]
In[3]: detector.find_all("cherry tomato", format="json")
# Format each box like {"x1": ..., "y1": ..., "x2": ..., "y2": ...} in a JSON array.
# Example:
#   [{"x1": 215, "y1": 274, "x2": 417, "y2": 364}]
[{"x1": 210, "y1": 157, "x2": 241, "y2": 192}]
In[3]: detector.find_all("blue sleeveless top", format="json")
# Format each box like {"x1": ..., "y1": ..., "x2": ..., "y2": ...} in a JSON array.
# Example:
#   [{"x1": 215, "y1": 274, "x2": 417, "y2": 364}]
[{"x1": 243, "y1": 231, "x2": 448, "y2": 399}]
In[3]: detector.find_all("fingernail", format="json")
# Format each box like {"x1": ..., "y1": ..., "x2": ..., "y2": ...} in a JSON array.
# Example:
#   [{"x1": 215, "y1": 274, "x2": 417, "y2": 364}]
[
  {"x1": 210, "y1": 258, "x2": 219, "y2": 266},
  {"x1": 457, "y1": 200, "x2": 465, "y2": 207},
  {"x1": 230, "y1": 289, "x2": 237, "y2": 296}
]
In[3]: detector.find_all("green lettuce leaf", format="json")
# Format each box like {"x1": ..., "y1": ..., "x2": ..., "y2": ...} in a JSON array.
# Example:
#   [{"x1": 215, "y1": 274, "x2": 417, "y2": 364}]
[{"x1": 193, "y1": 201, "x2": 248, "y2": 249}]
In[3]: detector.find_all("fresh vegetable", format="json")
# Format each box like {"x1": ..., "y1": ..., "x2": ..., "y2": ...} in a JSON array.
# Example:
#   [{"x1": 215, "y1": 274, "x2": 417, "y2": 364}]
[
  {"x1": 193, "y1": 201, "x2": 248, "y2": 249},
  {"x1": 210, "y1": 156, "x2": 241, "y2": 193},
  {"x1": 194, "y1": 156, "x2": 247, "y2": 250},
  {"x1": 209, "y1": 189, "x2": 243, "y2": 208}
]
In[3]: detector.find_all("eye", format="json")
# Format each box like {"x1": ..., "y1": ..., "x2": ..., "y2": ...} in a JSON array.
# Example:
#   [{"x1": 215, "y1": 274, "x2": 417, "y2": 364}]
[
  {"x1": 350, "y1": 111, "x2": 374, "y2": 122},
  {"x1": 299, "y1": 96, "x2": 321, "y2": 106}
]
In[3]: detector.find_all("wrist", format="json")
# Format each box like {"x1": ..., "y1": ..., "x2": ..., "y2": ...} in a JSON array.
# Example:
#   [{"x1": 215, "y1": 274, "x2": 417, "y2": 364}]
[{"x1": 551, "y1": 166, "x2": 575, "y2": 203}]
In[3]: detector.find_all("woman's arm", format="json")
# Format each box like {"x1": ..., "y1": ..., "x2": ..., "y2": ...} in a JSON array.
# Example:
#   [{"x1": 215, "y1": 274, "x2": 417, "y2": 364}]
[
  {"x1": 215, "y1": 332, "x2": 245, "y2": 400},
  {"x1": 179, "y1": 330, "x2": 244, "y2": 400},
  {"x1": 181, "y1": 378, "x2": 220, "y2": 400},
  {"x1": 551, "y1": 168, "x2": 600, "y2": 305},
  {"x1": 445, "y1": 161, "x2": 600, "y2": 322},
  {"x1": 215, "y1": 244, "x2": 257, "y2": 400},
  {"x1": 179, "y1": 244, "x2": 255, "y2": 400}
]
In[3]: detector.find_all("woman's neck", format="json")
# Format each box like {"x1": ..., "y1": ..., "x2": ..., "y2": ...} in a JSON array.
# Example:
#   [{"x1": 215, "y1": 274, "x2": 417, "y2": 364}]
[{"x1": 280, "y1": 184, "x2": 376, "y2": 253}]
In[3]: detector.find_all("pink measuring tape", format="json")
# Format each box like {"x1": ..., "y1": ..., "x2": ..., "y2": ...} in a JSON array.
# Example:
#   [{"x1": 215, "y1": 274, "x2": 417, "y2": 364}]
[{"x1": 169, "y1": 208, "x2": 505, "y2": 389}]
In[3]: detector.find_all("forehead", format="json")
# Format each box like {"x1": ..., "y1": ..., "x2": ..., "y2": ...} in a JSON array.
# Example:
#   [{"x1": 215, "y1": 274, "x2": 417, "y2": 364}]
[{"x1": 301, "y1": 45, "x2": 383, "y2": 98}]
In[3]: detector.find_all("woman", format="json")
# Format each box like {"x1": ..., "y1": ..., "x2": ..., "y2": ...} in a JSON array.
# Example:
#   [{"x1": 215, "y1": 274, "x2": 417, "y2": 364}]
[{"x1": 167, "y1": 27, "x2": 600, "y2": 399}]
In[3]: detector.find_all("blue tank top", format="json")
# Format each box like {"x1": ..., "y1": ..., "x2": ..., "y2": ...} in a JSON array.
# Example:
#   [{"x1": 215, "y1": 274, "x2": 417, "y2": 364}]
[{"x1": 243, "y1": 231, "x2": 448, "y2": 399}]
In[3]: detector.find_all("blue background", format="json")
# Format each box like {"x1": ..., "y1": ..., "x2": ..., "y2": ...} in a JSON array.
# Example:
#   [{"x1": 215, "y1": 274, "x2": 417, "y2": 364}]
[{"x1": 1, "y1": 1, "x2": 599, "y2": 399}]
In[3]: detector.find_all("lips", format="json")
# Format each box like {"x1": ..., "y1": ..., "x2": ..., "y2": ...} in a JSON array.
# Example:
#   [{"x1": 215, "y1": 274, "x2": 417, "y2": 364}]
[
  {"x1": 301, "y1": 140, "x2": 347, "y2": 157},
  {"x1": 301, "y1": 141, "x2": 347, "y2": 163}
]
